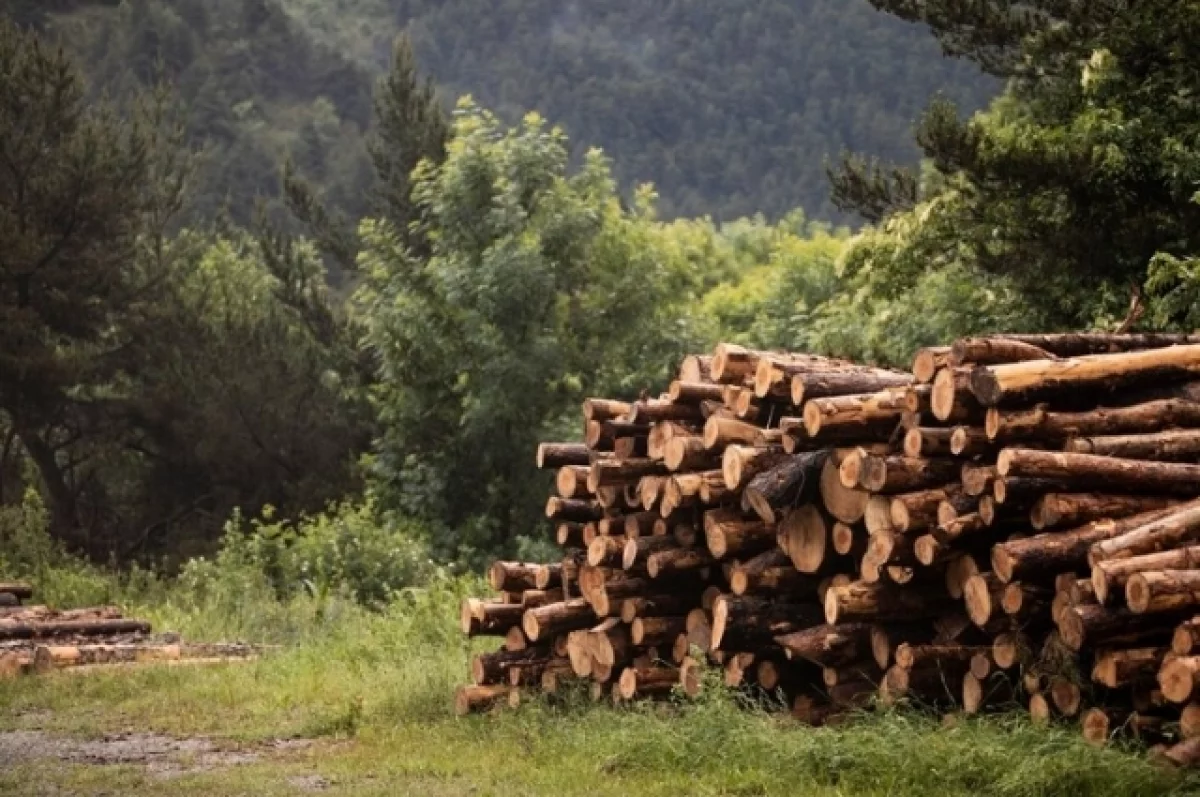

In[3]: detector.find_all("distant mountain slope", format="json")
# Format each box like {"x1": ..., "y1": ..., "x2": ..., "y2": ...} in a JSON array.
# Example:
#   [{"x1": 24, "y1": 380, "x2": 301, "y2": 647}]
[{"x1": 280, "y1": 0, "x2": 999, "y2": 221}]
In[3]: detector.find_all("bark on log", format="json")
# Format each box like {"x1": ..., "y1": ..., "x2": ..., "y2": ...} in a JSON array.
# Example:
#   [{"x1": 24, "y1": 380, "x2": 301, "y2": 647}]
[
  {"x1": 621, "y1": 536, "x2": 679, "y2": 571},
  {"x1": 1093, "y1": 546, "x2": 1200, "y2": 604},
  {"x1": 790, "y1": 371, "x2": 912, "y2": 406},
  {"x1": 1127, "y1": 571, "x2": 1200, "y2": 615},
  {"x1": 455, "y1": 684, "x2": 513, "y2": 716},
  {"x1": 856, "y1": 455, "x2": 960, "y2": 494},
  {"x1": 961, "y1": 464, "x2": 997, "y2": 497},
  {"x1": 0, "y1": 618, "x2": 151, "y2": 641},
  {"x1": 617, "y1": 663, "x2": 681, "y2": 700},
  {"x1": 992, "y1": 512, "x2": 1179, "y2": 585},
  {"x1": 903, "y1": 428, "x2": 952, "y2": 458},
  {"x1": 949, "y1": 337, "x2": 1056, "y2": 367},
  {"x1": 619, "y1": 594, "x2": 696, "y2": 624},
  {"x1": 472, "y1": 647, "x2": 553, "y2": 686},
  {"x1": 461, "y1": 600, "x2": 526, "y2": 636},
  {"x1": 630, "y1": 616, "x2": 688, "y2": 648},
  {"x1": 1058, "y1": 603, "x2": 1187, "y2": 652},
  {"x1": 1031, "y1": 493, "x2": 1178, "y2": 531},
  {"x1": 741, "y1": 450, "x2": 828, "y2": 525},
  {"x1": 987, "y1": 333, "x2": 1200, "y2": 357},
  {"x1": 1091, "y1": 646, "x2": 1166, "y2": 688},
  {"x1": 986, "y1": 398, "x2": 1200, "y2": 443},
  {"x1": 664, "y1": 437, "x2": 719, "y2": 473},
  {"x1": 522, "y1": 599, "x2": 595, "y2": 642},
  {"x1": 711, "y1": 595, "x2": 825, "y2": 651},
  {"x1": 538, "y1": 443, "x2": 592, "y2": 469},
  {"x1": 1065, "y1": 429, "x2": 1200, "y2": 462},
  {"x1": 890, "y1": 485, "x2": 965, "y2": 533},
  {"x1": 722, "y1": 445, "x2": 789, "y2": 491},
  {"x1": 949, "y1": 426, "x2": 994, "y2": 457},
  {"x1": 586, "y1": 535, "x2": 626, "y2": 568},
  {"x1": 825, "y1": 580, "x2": 956, "y2": 624},
  {"x1": 704, "y1": 513, "x2": 773, "y2": 560},
  {"x1": 1090, "y1": 500, "x2": 1200, "y2": 562},
  {"x1": 802, "y1": 389, "x2": 908, "y2": 439},
  {"x1": 997, "y1": 449, "x2": 1200, "y2": 497},
  {"x1": 545, "y1": 497, "x2": 604, "y2": 523},
  {"x1": 583, "y1": 399, "x2": 633, "y2": 423},
  {"x1": 970, "y1": 344, "x2": 1200, "y2": 407},
  {"x1": 588, "y1": 458, "x2": 668, "y2": 491},
  {"x1": 774, "y1": 623, "x2": 872, "y2": 667},
  {"x1": 647, "y1": 548, "x2": 714, "y2": 578},
  {"x1": 488, "y1": 562, "x2": 542, "y2": 592},
  {"x1": 32, "y1": 643, "x2": 181, "y2": 671},
  {"x1": 668, "y1": 380, "x2": 725, "y2": 404},
  {"x1": 894, "y1": 643, "x2": 987, "y2": 671}
]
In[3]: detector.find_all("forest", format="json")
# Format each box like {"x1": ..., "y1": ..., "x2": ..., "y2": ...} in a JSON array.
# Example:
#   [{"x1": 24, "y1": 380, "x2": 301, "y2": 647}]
[
  {"x1": 4, "y1": 1, "x2": 1200, "y2": 793},
  {"x1": 2, "y1": 0, "x2": 1200, "y2": 574}
]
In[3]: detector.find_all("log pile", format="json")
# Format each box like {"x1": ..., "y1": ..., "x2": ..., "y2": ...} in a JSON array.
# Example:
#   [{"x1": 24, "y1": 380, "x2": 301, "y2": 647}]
[
  {"x1": 456, "y1": 335, "x2": 1200, "y2": 764},
  {"x1": 0, "y1": 584, "x2": 262, "y2": 678}
]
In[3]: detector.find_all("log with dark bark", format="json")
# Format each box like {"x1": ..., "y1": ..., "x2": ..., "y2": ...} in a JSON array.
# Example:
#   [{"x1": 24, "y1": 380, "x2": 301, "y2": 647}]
[
  {"x1": 774, "y1": 623, "x2": 872, "y2": 667},
  {"x1": 984, "y1": 506, "x2": 1180, "y2": 583},
  {"x1": 455, "y1": 684, "x2": 513, "y2": 716},
  {"x1": 1057, "y1": 603, "x2": 1187, "y2": 652},
  {"x1": 646, "y1": 548, "x2": 714, "y2": 578},
  {"x1": 1126, "y1": 571, "x2": 1200, "y2": 615},
  {"x1": 854, "y1": 455, "x2": 960, "y2": 494},
  {"x1": 903, "y1": 428, "x2": 953, "y2": 458},
  {"x1": 790, "y1": 371, "x2": 912, "y2": 406},
  {"x1": 0, "y1": 618, "x2": 151, "y2": 642},
  {"x1": 711, "y1": 595, "x2": 825, "y2": 651},
  {"x1": 545, "y1": 497, "x2": 604, "y2": 523},
  {"x1": 488, "y1": 562, "x2": 542, "y2": 593},
  {"x1": 622, "y1": 535, "x2": 680, "y2": 571},
  {"x1": 997, "y1": 449, "x2": 1200, "y2": 497},
  {"x1": 1030, "y1": 493, "x2": 1178, "y2": 531},
  {"x1": 970, "y1": 345, "x2": 1200, "y2": 408},
  {"x1": 1090, "y1": 647, "x2": 1166, "y2": 689},
  {"x1": 825, "y1": 580, "x2": 956, "y2": 624},
  {"x1": 742, "y1": 450, "x2": 829, "y2": 524},
  {"x1": 1092, "y1": 547, "x2": 1200, "y2": 604},
  {"x1": 961, "y1": 464, "x2": 998, "y2": 497},
  {"x1": 1065, "y1": 429, "x2": 1200, "y2": 462},
  {"x1": 704, "y1": 512, "x2": 774, "y2": 560},
  {"x1": 948, "y1": 337, "x2": 1055, "y2": 367},
  {"x1": 588, "y1": 458, "x2": 669, "y2": 491},
  {"x1": 538, "y1": 443, "x2": 592, "y2": 469},
  {"x1": 472, "y1": 647, "x2": 553, "y2": 686},
  {"x1": 1089, "y1": 500, "x2": 1200, "y2": 562},
  {"x1": 986, "y1": 398, "x2": 1200, "y2": 443}
]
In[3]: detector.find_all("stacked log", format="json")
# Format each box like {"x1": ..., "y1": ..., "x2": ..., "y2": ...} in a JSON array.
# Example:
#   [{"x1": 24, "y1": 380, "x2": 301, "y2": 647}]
[
  {"x1": 0, "y1": 585, "x2": 263, "y2": 678},
  {"x1": 457, "y1": 336, "x2": 1200, "y2": 762}
]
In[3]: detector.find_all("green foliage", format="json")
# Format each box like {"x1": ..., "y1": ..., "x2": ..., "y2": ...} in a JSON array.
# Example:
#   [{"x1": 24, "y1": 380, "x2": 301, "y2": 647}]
[
  {"x1": 277, "y1": 0, "x2": 999, "y2": 222},
  {"x1": 841, "y1": 1, "x2": 1200, "y2": 326},
  {"x1": 357, "y1": 100, "x2": 706, "y2": 560}
]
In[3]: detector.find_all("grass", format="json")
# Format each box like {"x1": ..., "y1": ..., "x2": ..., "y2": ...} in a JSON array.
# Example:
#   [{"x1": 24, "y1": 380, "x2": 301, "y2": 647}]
[
  {"x1": 2, "y1": 586, "x2": 1199, "y2": 796},
  {"x1": 1, "y1": 506, "x2": 1198, "y2": 796}
]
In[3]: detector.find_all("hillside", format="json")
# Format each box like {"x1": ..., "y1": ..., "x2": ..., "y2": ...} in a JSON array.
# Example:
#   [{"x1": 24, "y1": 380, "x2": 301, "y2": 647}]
[
  {"x1": 279, "y1": 0, "x2": 1000, "y2": 221},
  {"x1": 11, "y1": 0, "x2": 996, "y2": 226}
]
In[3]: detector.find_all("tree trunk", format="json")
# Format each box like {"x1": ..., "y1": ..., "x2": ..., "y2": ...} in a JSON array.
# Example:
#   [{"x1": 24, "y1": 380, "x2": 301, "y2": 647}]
[
  {"x1": 912, "y1": 347, "x2": 952, "y2": 383},
  {"x1": 721, "y1": 445, "x2": 789, "y2": 491},
  {"x1": 894, "y1": 643, "x2": 986, "y2": 670},
  {"x1": 588, "y1": 458, "x2": 668, "y2": 491},
  {"x1": 679, "y1": 355, "x2": 714, "y2": 384},
  {"x1": 1160, "y1": 656, "x2": 1200, "y2": 703},
  {"x1": 970, "y1": 344, "x2": 1200, "y2": 407},
  {"x1": 17, "y1": 428, "x2": 78, "y2": 545},
  {"x1": 778, "y1": 504, "x2": 835, "y2": 574},
  {"x1": 1174, "y1": 618, "x2": 1200, "y2": 656},
  {"x1": 856, "y1": 455, "x2": 960, "y2": 494},
  {"x1": 461, "y1": 599, "x2": 525, "y2": 636},
  {"x1": 545, "y1": 497, "x2": 603, "y2": 523},
  {"x1": 711, "y1": 594, "x2": 825, "y2": 651},
  {"x1": 488, "y1": 562, "x2": 542, "y2": 592},
  {"x1": 903, "y1": 428, "x2": 953, "y2": 458},
  {"x1": 703, "y1": 513, "x2": 773, "y2": 560},
  {"x1": 997, "y1": 449, "x2": 1200, "y2": 496},
  {"x1": 931, "y1": 368, "x2": 985, "y2": 423},
  {"x1": 617, "y1": 663, "x2": 681, "y2": 700},
  {"x1": 472, "y1": 647, "x2": 553, "y2": 685},
  {"x1": 1057, "y1": 603, "x2": 1186, "y2": 652},
  {"x1": 702, "y1": 416, "x2": 762, "y2": 449},
  {"x1": 646, "y1": 548, "x2": 714, "y2": 578},
  {"x1": 960, "y1": 464, "x2": 997, "y2": 497}
]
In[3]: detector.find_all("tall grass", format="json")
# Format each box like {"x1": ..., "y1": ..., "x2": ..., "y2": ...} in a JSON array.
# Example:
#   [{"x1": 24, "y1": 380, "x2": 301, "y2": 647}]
[{"x1": 1, "y1": 492, "x2": 1198, "y2": 796}]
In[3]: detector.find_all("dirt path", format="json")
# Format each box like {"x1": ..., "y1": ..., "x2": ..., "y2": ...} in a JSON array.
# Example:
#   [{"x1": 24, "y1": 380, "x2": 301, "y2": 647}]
[{"x1": 0, "y1": 729, "x2": 326, "y2": 785}]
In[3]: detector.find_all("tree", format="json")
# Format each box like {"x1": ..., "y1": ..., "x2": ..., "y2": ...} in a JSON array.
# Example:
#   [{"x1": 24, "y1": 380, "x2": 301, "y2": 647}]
[
  {"x1": 0, "y1": 20, "x2": 182, "y2": 546},
  {"x1": 355, "y1": 100, "x2": 701, "y2": 561},
  {"x1": 834, "y1": 1, "x2": 1200, "y2": 327}
]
